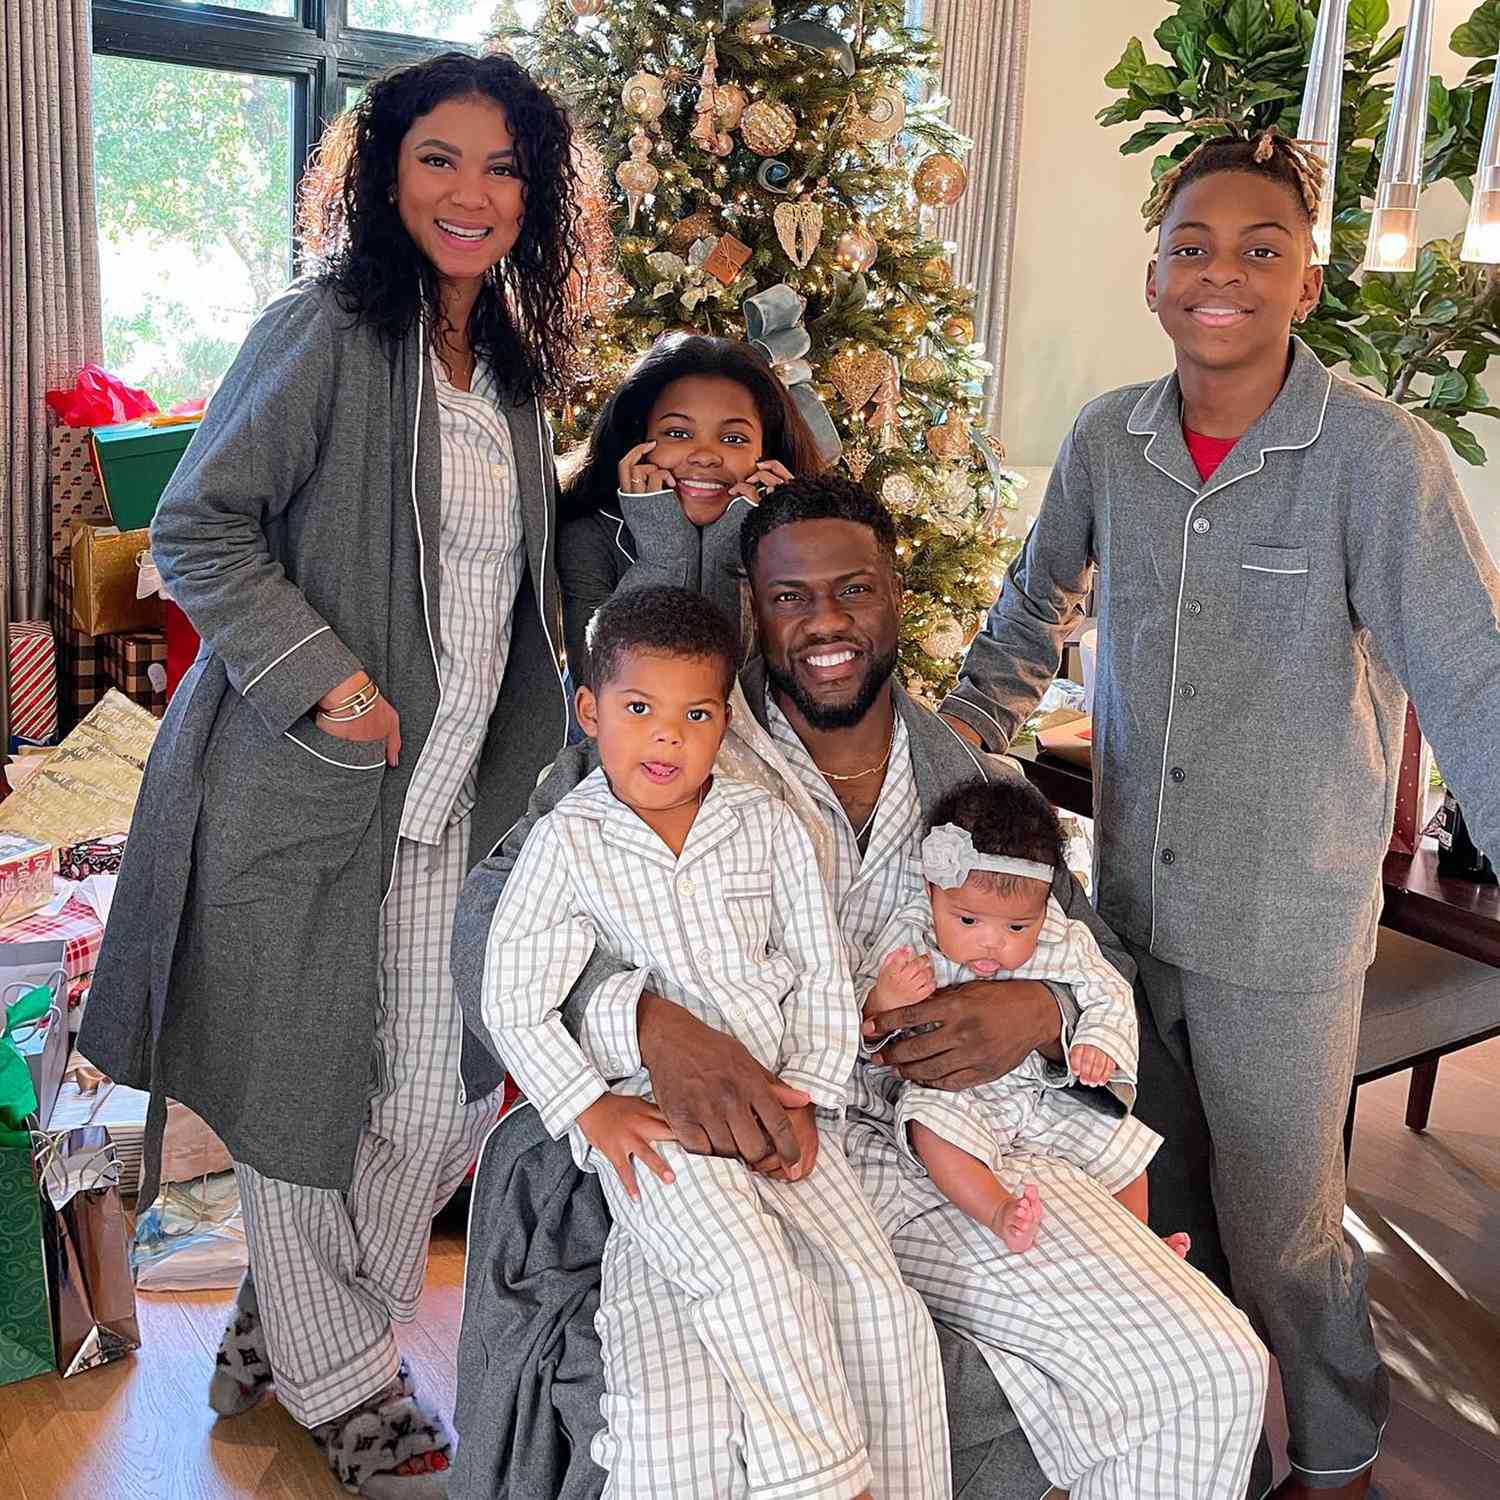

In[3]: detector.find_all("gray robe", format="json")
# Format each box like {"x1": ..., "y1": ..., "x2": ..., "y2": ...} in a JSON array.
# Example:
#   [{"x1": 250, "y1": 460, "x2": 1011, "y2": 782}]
[
  {"x1": 78, "y1": 280, "x2": 569, "y2": 1201},
  {"x1": 447, "y1": 664, "x2": 1138, "y2": 1500}
]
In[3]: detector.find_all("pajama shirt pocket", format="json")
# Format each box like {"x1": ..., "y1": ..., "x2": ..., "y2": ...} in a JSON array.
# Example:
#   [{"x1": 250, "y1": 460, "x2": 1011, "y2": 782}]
[{"x1": 1238, "y1": 542, "x2": 1309, "y2": 648}]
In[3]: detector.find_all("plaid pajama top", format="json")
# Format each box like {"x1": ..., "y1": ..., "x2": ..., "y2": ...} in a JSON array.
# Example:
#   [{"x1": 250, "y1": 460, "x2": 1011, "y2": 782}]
[
  {"x1": 482, "y1": 768, "x2": 859, "y2": 1159},
  {"x1": 851, "y1": 893, "x2": 1141, "y2": 1164},
  {"x1": 400, "y1": 359, "x2": 527, "y2": 843}
]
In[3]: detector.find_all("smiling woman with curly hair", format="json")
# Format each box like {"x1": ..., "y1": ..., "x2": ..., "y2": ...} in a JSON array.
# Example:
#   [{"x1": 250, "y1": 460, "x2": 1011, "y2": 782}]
[{"x1": 78, "y1": 48, "x2": 582, "y2": 1498}]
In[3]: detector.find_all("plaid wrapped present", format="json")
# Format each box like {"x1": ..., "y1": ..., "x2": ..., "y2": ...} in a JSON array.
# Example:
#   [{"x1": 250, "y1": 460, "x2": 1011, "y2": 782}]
[
  {"x1": 48, "y1": 425, "x2": 111, "y2": 558},
  {"x1": 0, "y1": 895, "x2": 104, "y2": 985},
  {"x1": 47, "y1": 555, "x2": 106, "y2": 737},
  {"x1": 99, "y1": 630, "x2": 167, "y2": 717},
  {"x1": 6, "y1": 623, "x2": 58, "y2": 749}
]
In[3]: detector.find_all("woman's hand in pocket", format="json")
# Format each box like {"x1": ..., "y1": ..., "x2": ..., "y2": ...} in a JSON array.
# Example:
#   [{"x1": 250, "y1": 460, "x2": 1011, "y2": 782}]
[{"x1": 318, "y1": 676, "x2": 402, "y2": 766}]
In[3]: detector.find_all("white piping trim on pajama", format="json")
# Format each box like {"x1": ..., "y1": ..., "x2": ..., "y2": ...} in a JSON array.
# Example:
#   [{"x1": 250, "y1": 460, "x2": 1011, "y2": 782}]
[
  {"x1": 244, "y1": 625, "x2": 331, "y2": 692},
  {"x1": 1288, "y1": 1423, "x2": 1384, "y2": 1478},
  {"x1": 951, "y1": 695, "x2": 1009, "y2": 743},
  {"x1": 535, "y1": 399, "x2": 570, "y2": 750},
  {"x1": 1241, "y1": 563, "x2": 1308, "y2": 574},
  {"x1": 282, "y1": 731, "x2": 386, "y2": 772},
  {"x1": 599, "y1": 509, "x2": 637, "y2": 564}
]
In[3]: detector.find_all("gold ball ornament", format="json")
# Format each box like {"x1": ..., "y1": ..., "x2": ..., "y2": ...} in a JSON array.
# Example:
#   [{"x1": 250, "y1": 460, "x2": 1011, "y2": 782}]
[
  {"x1": 570, "y1": 0, "x2": 606, "y2": 14},
  {"x1": 921, "y1": 616, "x2": 968, "y2": 661},
  {"x1": 941, "y1": 314, "x2": 975, "y2": 344},
  {"x1": 623, "y1": 71, "x2": 668, "y2": 122},
  {"x1": 918, "y1": 255, "x2": 952, "y2": 290},
  {"x1": 913, "y1": 153, "x2": 969, "y2": 207},
  {"x1": 885, "y1": 298, "x2": 929, "y2": 341},
  {"x1": 834, "y1": 225, "x2": 878, "y2": 274},
  {"x1": 881, "y1": 472, "x2": 919, "y2": 510},
  {"x1": 714, "y1": 83, "x2": 749, "y2": 131},
  {"x1": 740, "y1": 99, "x2": 797, "y2": 156},
  {"x1": 846, "y1": 83, "x2": 907, "y2": 144},
  {"x1": 926, "y1": 414, "x2": 973, "y2": 462},
  {"x1": 666, "y1": 209, "x2": 721, "y2": 253},
  {"x1": 827, "y1": 346, "x2": 889, "y2": 411},
  {"x1": 906, "y1": 354, "x2": 945, "y2": 385}
]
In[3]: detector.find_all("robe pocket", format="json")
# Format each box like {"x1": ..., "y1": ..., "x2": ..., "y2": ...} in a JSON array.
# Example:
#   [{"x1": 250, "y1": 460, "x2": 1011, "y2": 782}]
[
  {"x1": 1238, "y1": 543, "x2": 1309, "y2": 644},
  {"x1": 283, "y1": 715, "x2": 390, "y2": 772},
  {"x1": 721, "y1": 870, "x2": 774, "y2": 959}
]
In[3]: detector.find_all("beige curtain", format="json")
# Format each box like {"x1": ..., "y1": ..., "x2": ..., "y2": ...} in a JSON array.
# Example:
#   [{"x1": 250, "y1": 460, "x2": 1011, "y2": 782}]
[
  {"x1": 1, "y1": 0, "x2": 102, "y2": 746},
  {"x1": 923, "y1": 0, "x2": 1031, "y2": 430}
]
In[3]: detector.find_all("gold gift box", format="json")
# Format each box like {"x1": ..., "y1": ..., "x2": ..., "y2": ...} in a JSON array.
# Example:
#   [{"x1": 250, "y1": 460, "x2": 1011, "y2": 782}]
[{"x1": 68, "y1": 526, "x2": 163, "y2": 637}]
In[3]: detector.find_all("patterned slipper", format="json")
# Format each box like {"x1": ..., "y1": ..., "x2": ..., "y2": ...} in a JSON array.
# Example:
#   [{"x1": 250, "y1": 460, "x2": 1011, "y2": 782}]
[
  {"x1": 313, "y1": 1360, "x2": 455, "y2": 1498},
  {"x1": 208, "y1": 1274, "x2": 274, "y2": 1417}
]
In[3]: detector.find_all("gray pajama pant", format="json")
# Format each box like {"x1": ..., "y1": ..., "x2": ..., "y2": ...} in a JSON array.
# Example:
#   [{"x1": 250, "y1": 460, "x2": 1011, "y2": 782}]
[
  {"x1": 592, "y1": 1136, "x2": 951, "y2": 1500},
  {"x1": 234, "y1": 817, "x2": 498, "y2": 1427},
  {"x1": 1128, "y1": 943, "x2": 1390, "y2": 1491},
  {"x1": 846, "y1": 1117, "x2": 1268, "y2": 1500}
]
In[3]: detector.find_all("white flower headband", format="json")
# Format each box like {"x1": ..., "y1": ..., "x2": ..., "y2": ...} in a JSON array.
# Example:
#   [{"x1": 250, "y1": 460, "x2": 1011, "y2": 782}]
[{"x1": 921, "y1": 823, "x2": 1055, "y2": 890}]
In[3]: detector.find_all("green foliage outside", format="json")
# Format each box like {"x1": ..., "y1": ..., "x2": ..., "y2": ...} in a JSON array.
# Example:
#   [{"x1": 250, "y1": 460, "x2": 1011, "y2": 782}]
[{"x1": 1101, "y1": 0, "x2": 1500, "y2": 464}]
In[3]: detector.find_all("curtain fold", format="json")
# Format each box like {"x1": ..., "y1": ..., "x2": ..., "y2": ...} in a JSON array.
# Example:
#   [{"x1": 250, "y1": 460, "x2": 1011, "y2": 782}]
[
  {"x1": 922, "y1": 0, "x2": 1031, "y2": 431},
  {"x1": 1, "y1": 0, "x2": 103, "y2": 746}
]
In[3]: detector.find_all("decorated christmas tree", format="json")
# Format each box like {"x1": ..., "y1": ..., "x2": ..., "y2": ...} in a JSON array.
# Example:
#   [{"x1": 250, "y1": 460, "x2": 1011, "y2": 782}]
[{"x1": 499, "y1": 0, "x2": 1022, "y2": 699}]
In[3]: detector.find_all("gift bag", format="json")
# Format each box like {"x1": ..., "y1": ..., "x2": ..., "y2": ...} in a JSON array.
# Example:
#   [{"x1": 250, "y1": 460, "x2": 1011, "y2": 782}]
[
  {"x1": 38, "y1": 1126, "x2": 140, "y2": 1376},
  {"x1": 5, "y1": 976, "x2": 68, "y2": 1131},
  {"x1": 0, "y1": 985, "x2": 55, "y2": 1385},
  {"x1": 69, "y1": 526, "x2": 161, "y2": 637}
]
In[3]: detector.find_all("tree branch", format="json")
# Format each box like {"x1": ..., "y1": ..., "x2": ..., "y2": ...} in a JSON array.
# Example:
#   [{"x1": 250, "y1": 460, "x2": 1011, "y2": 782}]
[{"x1": 1391, "y1": 265, "x2": 1500, "y2": 403}]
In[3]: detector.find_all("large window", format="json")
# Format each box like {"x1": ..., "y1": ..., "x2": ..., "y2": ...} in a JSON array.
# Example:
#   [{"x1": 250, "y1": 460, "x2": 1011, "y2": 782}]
[{"x1": 91, "y1": 1, "x2": 540, "y2": 403}]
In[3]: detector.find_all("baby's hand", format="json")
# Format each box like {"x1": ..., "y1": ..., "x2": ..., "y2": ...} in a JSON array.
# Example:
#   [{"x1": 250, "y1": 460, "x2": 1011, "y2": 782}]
[
  {"x1": 578, "y1": 1093, "x2": 676, "y2": 1200},
  {"x1": 1069, "y1": 1044, "x2": 1116, "y2": 1087},
  {"x1": 991, "y1": 1183, "x2": 1043, "y2": 1252},
  {"x1": 866, "y1": 947, "x2": 936, "y2": 1016}
]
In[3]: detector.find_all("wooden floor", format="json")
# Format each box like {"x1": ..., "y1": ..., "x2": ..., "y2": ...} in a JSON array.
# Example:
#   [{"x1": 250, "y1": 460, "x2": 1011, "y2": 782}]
[{"x1": 3, "y1": 1043, "x2": 1498, "y2": 1499}]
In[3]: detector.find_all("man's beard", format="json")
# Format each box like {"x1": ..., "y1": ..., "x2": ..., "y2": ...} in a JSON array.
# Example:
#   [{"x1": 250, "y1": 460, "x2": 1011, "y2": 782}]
[{"x1": 765, "y1": 644, "x2": 898, "y2": 731}]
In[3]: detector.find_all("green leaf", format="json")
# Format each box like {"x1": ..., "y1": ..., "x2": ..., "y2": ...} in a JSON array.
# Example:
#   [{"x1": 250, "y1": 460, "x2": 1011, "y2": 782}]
[
  {"x1": 1428, "y1": 78, "x2": 1452, "y2": 137},
  {"x1": 1105, "y1": 37, "x2": 1148, "y2": 89},
  {"x1": 1348, "y1": 0, "x2": 1391, "y2": 45},
  {"x1": 1097, "y1": 96, "x2": 1153, "y2": 127},
  {"x1": 1415, "y1": 408, "x2": 1488, "y2": 464},
  {"x1": 1345, "y1": 329, "x2": 1388, "y2": 380},
  {"x1": 1368, "y1": 27, "x2": 1407, "y2": 68},
  {"x1": 1452, "y1": 3, "x2": 1500, "y2": 60},
  {"x1": 1226, "y1": 0, "x2": 1269, "y2": 56},
  {"x1": 1354, "y1": 90, "x2": 1390, "y2": 141},
  {"x1": 1417, "y1": 297, "x2": 1461, "y2": 325},
  {"x1": 1121, "y1": 122, "x2": 1185, "y2": 155},
  {"x1": 1461, "y1": 347, "x2": 1490, "y2": 375},
  {"x1": 1269, "y1": 0, "x2": 1296, "y2": 35},
  {"x1": 1361, "y1": 277, "x2": 1408, "y2": 316},
  {"x1": 1206, "y1": 30, "x2": 1240, "y2": 60},
  {"x1": 1429, "y1": 368, "x2": 1469, "y2": 407},
  {"x1": 1411, "y1": 245, "x2": 1440, "y2": 301},
  {"x1": 1135, "y1": 64, "x2": 1181, "y2": 98},
  {"x1": 1245, "y1": 82, "x2": 1295, "y2": 105}
]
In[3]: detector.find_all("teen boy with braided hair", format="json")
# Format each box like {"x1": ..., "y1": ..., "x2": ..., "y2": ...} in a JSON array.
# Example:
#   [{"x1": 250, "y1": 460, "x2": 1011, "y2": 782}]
[{"x1": 941, "y1": 128, "x2": 1500, "y2": 1497}]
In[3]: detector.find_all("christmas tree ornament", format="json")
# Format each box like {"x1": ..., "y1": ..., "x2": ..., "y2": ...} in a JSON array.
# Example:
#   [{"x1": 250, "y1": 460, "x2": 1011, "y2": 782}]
[
  {"x1": 770, "y1": 19, "x2": 857, "y2": 77},
  {"x1": 570, "y1": 0, "x2": 605, "y2": 14},
  {"x1": 774, "y1": 198, "x2": 824, "y2": 268},
  {"x1": 846, "y1": 83, "x2": 906, "y2": 144},
  {"x1": 623, "y1": 70, "x2": 668, "y2": 122},
  {"x1": 702, "y1": 232, "x2": 753, "y2": 285},
  {"x1": 666, "y1": 209, "x2": 721, "y2": 253},
  {"x1": 941, "y1": 313, "x2": 975, "y2": 344},
  {"x1": 828, "y1": 345, "x2": 889, "y2": 411},
  {"x1": 653, "y1": 138, "x2": 676, "y2": 161},
  {"x1": 714, "y1": 83, "x2": 749, "y2": 131},
  {"x1": 921, "y1": 616, "x2": 967, "y2": 661},
  {"x1": 917, "y1": 254, "x2": 952, "y2": 290},
  {"x1": 906, "y1": 354, "x2": 945, "y2": 385},
  {"x1": 615, "y1": 131, "x2": 660, "y2": 226},
  {"x1": 756, "y1": 157, "x2": 794, "y2": 194},
  {"x1": 871, "y1": 357, "x2": 902, "y2": 450},
  {"x1": 834, "y1": 223, "x2": 878, "y2": 273},
  {"x1": 843, "y1": 439, "x2": 874, "y2": 481},
  {"x1": 926, "y1": 413, "x2": 973, "y2": 462},
  {"x1": 932, "y1": 465, "x2": 976, "y2": 531},
  {"x1": 885, "y1": 298, "x2": 928, "y2": 341},
  {"x1": 740, "y1": 99, "x2": 797, "y2": 155},
  {"x1": 882, "y1": 471, "x2": 919, "y2": 510},
  {"x1": 913, "y1": 153, "x2": 969, "y2": 207},
  {"x1": 691, "y1": 40, "x2": 735, "y2": 157}
]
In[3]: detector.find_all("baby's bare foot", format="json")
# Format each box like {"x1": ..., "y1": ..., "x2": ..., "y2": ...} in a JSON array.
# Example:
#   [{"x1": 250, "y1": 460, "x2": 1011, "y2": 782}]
[
  {"x1": 994, "y1": 1183, "x2": 1043, "y2": 1252},
  {"x1": 1164, "y1": 1232, "x2": 1191, "y2": 1259}
]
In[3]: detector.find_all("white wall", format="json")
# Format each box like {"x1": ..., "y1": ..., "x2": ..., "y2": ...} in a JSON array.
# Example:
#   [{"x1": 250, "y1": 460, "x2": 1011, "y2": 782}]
[{"x1": 1003, "y1": 0, "x2": 1500, "y2": 558}]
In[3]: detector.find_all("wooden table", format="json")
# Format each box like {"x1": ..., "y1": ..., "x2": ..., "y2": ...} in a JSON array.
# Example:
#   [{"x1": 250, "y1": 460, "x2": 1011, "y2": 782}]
[{"x1": 1013, "y1": 744, "x2": 1500, "y2": 967}]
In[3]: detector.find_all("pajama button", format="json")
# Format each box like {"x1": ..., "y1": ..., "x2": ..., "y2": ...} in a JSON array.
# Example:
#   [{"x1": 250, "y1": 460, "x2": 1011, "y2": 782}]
[
  {"x1": 1160, "y1": 848, "x2": 1176, "y2": 865},
  {"x1": 1185, "y1": 599, "x2": 1203, "y2": 617},
  {"x1": 1178, "y1": 683, "x2": 1196, "y2": 700},
  {"x1": 1170, "y1": 767, "x2": 1186, "y2": 783},
  {"x1": 1192, "y1": 516, "x2": 1211, "y2": 534},
  {"x1": 677, "y1": 877, "x2": 694, "y2": 896}
]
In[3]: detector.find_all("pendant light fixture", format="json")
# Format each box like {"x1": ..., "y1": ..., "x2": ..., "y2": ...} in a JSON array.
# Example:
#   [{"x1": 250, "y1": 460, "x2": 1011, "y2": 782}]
[
  {"x1": 1460, "y1": 48, "x2": 1500, "y2": 262},
  {"x1": 1364, "y1": 0, "x2": 1438, "y2": 273},
  {"x1": 1297, "y1": 0, "x2": 1351, "y2": 265}
]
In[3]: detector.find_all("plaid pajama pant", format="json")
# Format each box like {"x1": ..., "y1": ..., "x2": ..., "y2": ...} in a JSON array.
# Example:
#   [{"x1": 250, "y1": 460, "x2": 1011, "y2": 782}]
[
  {"x1": 235, "y1": 816, "x2": 498, "y2": 1427},
  {"x1": 591, "y1": 1134, "x2": 952, "y2": 1500},
  {"x1": 846, "y1": 1115, "x2": 1268, "y2": 1499}
]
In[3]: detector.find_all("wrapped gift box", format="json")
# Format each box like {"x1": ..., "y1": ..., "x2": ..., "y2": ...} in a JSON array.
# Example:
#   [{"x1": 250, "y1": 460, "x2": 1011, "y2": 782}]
[
  {"x1": 48, "y1": 554, "x2": 108, "y2": 736},
  {"x1": 69, "y1": 526, "x2": 162, "y2": 637},
  {"x1": 7, "y1": 622, "x2": 58, "y2": 750},
  {"x1": 100, "y1": 630, "x2": 167, "y2": 717},
  {"x1": 57, "y1": 837, "x2": 127, "y2": 882},
  {"x1": 90, "y1": 418, "x2": 200, "y2": 532},
  {"x1": 0, "y1": 836, "x2": 53, "y2": 929},
  {"x1": 48, "y1": 425, "x2": 111, "y2": 558}
]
